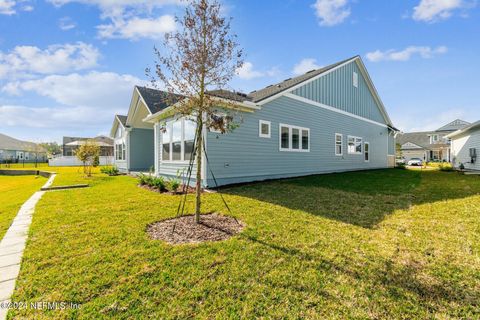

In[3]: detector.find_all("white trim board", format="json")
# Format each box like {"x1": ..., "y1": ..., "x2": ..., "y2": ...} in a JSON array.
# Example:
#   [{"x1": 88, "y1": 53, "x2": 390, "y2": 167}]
[{"x1": 284, "y1": 93, "x2": 388, "y2": 128}]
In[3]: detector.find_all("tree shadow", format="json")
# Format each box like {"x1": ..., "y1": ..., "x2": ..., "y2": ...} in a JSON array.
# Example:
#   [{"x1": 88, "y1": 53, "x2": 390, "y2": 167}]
[
  {"x1": 221, "y1": 169, "x2": 480, "y2": 228},
  {"x1": 242, "y1": 234, "x2": 480, "y2": 316}
]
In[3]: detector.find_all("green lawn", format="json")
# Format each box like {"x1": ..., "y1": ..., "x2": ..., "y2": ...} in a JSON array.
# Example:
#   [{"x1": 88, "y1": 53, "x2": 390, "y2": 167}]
[
  {"x1": 8, "y1": 169, "x2": 480, "y2": 319},
  {"x1": 0, "y1": 175, "x2": 46, "y2": 239}
]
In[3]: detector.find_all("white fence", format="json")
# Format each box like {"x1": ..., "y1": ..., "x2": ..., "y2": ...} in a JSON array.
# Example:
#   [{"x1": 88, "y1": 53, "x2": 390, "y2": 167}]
[{"x1": 48, "y1": 156, "x2": 114, "y2": 167}]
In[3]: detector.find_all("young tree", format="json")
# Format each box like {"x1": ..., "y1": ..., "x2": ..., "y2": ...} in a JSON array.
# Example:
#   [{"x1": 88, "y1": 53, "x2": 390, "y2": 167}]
[
  {"x1": 75, "y1": 140, "x2": 100, "y2": 177},
  {"x1": 148, "y1": 0, "x2": 244, "y2": 223}
]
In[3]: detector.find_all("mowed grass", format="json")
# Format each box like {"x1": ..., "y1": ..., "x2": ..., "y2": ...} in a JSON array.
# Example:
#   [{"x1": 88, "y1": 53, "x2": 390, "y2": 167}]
[
  {"x1": 0, "y1": 175, "x2": 46, "y2": 239},
  {"x1": 8, "y1": 169, "x2": 480, "y2": 319}
]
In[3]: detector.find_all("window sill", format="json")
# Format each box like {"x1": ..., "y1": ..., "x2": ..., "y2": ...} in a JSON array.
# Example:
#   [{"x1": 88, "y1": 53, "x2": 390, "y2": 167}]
[{"x1": 279, "y1": 149, "x2": 310, "y2": 153}]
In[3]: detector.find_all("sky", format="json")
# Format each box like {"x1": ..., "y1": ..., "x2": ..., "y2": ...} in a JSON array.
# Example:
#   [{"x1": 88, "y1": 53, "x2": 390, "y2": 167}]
[{"x1": 0, "y1": 0, "x2": 479, "y2": 143}]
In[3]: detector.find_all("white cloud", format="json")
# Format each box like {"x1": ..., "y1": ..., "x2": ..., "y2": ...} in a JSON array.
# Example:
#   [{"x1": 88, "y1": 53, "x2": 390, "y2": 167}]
[
  {"x1": 313, "y1": 0, "x2": 350, "y2": 26},
  {"x1": 47, "y1": 0, "x2": 182, "y2": 39},
  {"x1": 235, "y1": 62, "x2": 279, "y2": 80},
  {"x1": 236, "y1": 62, "x2": 264, "y2": 80},
  {"x1": 0, "y1": 42, "x2": 100, "y2": 78},
  {"x1": 2, "y1": 71, "x2": 143, "y2": 108},
  {"x1": 366, "y1": 46, "x2": 448, "y2": 62},
  {"x1": 59, "y1": 17, "x2": 77, "y2": 30},
  {"x1": 293, "y1": 58, "x2": 321, "y2": 75},
  {"x1": 412, "y1": 0, "x2": 473, "y2": 22},
  {"x1": 0, "y1": 0, "x2": 33, "y2": 15},
  {"x1": 0, "y1": 0, "x2": 16, "y2": 14},
  {"x1": 1, "y1": 71, "x2": 145, "y2": 141},
  {"x1": 97, "y1": 15, "x2": 176, "y2": 39}
]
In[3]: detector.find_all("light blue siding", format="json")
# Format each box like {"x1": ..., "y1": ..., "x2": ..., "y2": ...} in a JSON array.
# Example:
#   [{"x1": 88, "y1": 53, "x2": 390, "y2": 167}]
[
  {"x1": 129, "y1": 128, "x2": 154, "y2": 171},
  {"x1": 292, "y1": 61, "x2": 385, "y2": 124},
  {"x1": 205, "y1": 95, "x2": 390, "y2": 187}
]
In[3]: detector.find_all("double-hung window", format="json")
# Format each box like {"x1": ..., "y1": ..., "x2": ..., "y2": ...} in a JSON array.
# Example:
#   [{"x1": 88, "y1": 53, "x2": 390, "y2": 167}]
[
  {"x1": 162, "y1": 118, "x2": 197, "y2": 162},
  {"x1": 279, "y1": 124, "x2": 310, "y2": 152},
  {"x1": 347, "y1": 136, "x2": 363, "y2": 154},
  {"x1": 115, "y1": 143, "x2": 125, "y2": 160},
  {"x1": 335, "y1": 133, "x2": 343, "y2": 156}
]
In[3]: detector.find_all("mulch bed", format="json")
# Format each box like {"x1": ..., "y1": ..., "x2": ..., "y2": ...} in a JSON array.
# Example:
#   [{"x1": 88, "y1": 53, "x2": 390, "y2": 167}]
[
  {"x1": 139, "y1": 184, "x2": 199, "y2": 195},
  {"x1": 147, "y1": 213, "x2": 245, "y2": 244}
]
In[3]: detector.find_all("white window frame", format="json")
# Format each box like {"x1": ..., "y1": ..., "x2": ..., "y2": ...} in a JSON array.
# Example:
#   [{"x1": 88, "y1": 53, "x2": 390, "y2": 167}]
[
  {"x1": 347, "y1": 135, "x2": 363, "y2": 155},
  {"x1": 279, "y1": 123, "x2": 310, "y2": 152},
  {"x1": 161, "y1": 118, "x2": 196, "y2": 163},
  {"x1": 259, "y1": 120, "x2": 271, "y2": 138},
  {"x1": 335, "y1": 133, "x2": 343, "y2": 156},
  {"x1": 353, "y1": 72, "x2": 358, "y2": 88},
  {"x1": 364, "y1": 142, "x2": 370, "y2": 162}
]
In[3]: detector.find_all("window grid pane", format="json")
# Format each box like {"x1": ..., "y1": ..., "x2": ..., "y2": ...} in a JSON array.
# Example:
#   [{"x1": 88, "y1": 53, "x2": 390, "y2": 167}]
[
  {"x1": 302, "y1": 130, "x2": 308, "y2": 150},
  {"x1": 281, "y1": 127, "x2": 289, "y2": 149},
  {"x1": 292, "y1": 128, "x2": 300, "y2": 149}
]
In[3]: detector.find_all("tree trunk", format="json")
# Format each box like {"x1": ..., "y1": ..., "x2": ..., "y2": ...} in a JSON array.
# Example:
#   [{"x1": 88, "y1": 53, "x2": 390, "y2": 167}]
[{"x1": 195, "y1": 113, "x2": 203, "y2": 223}]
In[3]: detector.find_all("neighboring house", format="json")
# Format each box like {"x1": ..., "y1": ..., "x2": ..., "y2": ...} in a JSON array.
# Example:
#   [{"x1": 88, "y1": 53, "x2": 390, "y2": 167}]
[
  {"x1": 116, "y1": 55, "x2": 397, "y2": 187},
  {"x1": 446, "y1": 121, "x2": 480, "y2": 171},
  {"x1": 62, "y1": 136, "x2": 114, "y2": 157},
  {"x1": 396, "y1": 119, "x2": 470, "y2": 162},
  {"x1": 109, "y1": 86, "x2": 183, "y2": 172},
  {"x1": 49, "y1": 135, "x2": 114, "y2": 166},
  {"x1": 0, "y1": 133, "x2": 47, "y2": 163}
]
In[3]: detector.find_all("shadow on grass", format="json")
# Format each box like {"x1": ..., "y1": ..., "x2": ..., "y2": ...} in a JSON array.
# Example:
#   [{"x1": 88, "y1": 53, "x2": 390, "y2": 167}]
[
  {"x1": 243, "y1": 233, "x2": 480, "y2": 314},
  {"x1": 222, "y1": 169, "x2": 480, "y2": 229}
]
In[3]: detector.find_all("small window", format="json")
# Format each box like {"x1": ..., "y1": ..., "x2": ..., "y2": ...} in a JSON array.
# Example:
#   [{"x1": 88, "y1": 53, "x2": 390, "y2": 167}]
[
  {"x1": 281, "y1": 126, "x2": 289, "y2": 149},
  {"x1": 279, "y1": 124, "x2": 310, "y2": 152},
  {"x1": 335, "y1": 133, "x2": 343, "y2": 156},
  {"x1": 364, "y1": 142, "x2": 370, "y2": 162},
  {"x1": 259, "y1": 120, "x2": 271, "y2": 138},
  {"x1": 348, "y1": 136, "x2": 363, "y2": 154},
  {"x1": 353, "y1": 72, "x2": 358, "y2": 88}
]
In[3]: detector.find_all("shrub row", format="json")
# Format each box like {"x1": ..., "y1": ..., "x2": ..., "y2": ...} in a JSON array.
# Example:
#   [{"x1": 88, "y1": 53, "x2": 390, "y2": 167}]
[{"x1": 138, "y1": 174, "x2": 181, "y2": 193}]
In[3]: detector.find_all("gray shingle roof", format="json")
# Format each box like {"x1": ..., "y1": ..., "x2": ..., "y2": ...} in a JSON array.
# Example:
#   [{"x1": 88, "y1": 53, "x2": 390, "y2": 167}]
[
  {"x1": 202, "y1": 56, "x2": 358, "y2": 105},
  {"x1": 206, "y1": 89, "x2": 253, "y2": 102},
  {"x1": 136, "y1": 86, "x2": 185, "y2": 114},
  {"x1": 248, "y1": 56, "x2": 358, "y2": 103},
  {"x1": 0, "y1": 133, "x2": 46, "y2": 152},
  {"x1": 116, "y1": 115, "x2": 127, "y2": 127},
  {"x1": 435, "y1": 119, "x2": 470, "y2": 132}
]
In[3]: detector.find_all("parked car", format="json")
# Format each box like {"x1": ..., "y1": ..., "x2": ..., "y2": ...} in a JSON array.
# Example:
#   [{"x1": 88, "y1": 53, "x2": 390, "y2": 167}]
[
  {"x1": 396, "y1": 157, "x2": 406, "y2": 165},
  {"x1": 407, "y1": 158, "x2": 423, "y2": 166}
]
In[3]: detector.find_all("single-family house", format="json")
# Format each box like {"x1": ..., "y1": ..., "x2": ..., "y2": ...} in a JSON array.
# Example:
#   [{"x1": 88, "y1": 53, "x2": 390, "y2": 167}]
[
  {"x1": 446, "y1": 121, "x2": 480, "y2": 171},
  {"x1": 396, "y1": 119, "x2": 470, "y2": 162},
  {"x1": 62, "y1": 136, "x2": 114, "y2": 157},
  {"x1": 113, "y1": 56, "x2": 397, "y2": 186},
  {"x1": 48, "y1": 135, "x2": 114, "y2": 166},
  {"x1": 0, "y1": 133, "x2": 47, "y2": 163},
  {"x1": 109, "y1": 86, "x2": 183, "y2": 173}
]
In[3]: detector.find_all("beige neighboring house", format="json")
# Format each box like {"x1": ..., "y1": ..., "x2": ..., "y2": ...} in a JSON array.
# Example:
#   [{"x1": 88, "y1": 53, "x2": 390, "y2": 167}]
[
  {"x1": 446, "y1": 121, "x2": 480, "y2": 171},
  {"x1": 396, "y1": 119, "x2": 471, "y2": 162}
]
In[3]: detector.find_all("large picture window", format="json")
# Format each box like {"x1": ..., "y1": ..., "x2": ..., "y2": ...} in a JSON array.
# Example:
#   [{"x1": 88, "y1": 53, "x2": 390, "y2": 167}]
[
  {"x1": 115, "y1": 143, "x2": 126, "y2": 160},
  {"x1": 162, "y1": 118, "x2": 197, "y2": 162},
  {"x1": 279, "y1": 124, "x2": 310, "y2": 152},
  {"x1": 347, "y1": 136, "x2": 363, "y2": 154}
]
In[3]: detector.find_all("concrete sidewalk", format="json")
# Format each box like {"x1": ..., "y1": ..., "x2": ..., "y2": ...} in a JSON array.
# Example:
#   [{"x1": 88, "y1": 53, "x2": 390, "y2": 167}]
[{"x1": 0, "y1": 174, "x2": 56, "y2": 320}]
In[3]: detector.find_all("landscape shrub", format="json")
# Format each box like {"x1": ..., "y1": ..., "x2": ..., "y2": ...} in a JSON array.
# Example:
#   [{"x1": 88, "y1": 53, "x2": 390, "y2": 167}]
[
  {"x1": 138, "y1": 174, "x2": 167, "y2": 192},
  {"x1": 100, "y1": 166, "x2": 120, "y2": 176},
  {"x1": 168, "y1": 178, "x2": 181, "y2": 193},
  {"x1": 396, "y1": 163, "x2": 406, "y2": 169},
  {"x1": 439, "y1": 163, "x2": 454, "y2": 171}
]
